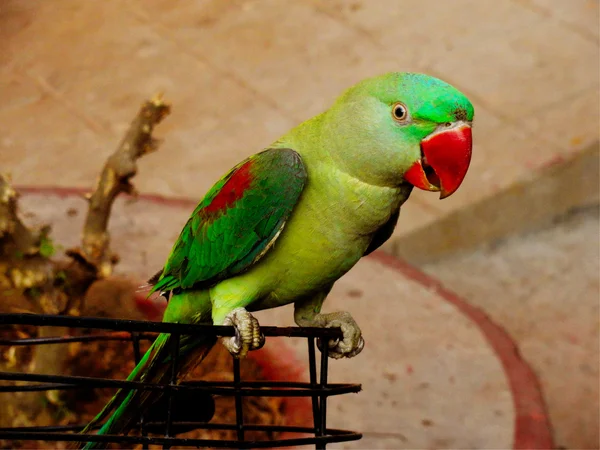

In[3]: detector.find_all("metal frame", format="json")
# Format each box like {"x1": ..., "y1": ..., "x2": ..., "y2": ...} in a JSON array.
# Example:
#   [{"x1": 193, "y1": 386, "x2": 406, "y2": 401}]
[{"x1": 0, "y1": 314, "x2": 362, "y2": 449}]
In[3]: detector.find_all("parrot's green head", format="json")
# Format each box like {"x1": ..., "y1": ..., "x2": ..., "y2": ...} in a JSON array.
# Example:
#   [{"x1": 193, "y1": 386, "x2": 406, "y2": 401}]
[{"x1": 323, "y1": 72, "x2": 474, "y2": 198}]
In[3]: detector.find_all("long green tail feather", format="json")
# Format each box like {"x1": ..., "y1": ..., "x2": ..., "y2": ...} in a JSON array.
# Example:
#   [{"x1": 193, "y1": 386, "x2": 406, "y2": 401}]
[{"x1": 78, "y1": 331, "x2": 216, "y2": 449}]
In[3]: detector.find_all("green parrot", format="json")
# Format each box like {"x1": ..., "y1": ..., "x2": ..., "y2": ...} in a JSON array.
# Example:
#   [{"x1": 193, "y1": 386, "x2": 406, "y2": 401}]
[{"x1": 79, "y1": 72, "x2": 473, "y2": 448}]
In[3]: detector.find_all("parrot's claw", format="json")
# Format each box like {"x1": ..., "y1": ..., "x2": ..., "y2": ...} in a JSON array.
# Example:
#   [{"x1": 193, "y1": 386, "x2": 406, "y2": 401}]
[
  {"x1": 220, "y1": 307, "x2": 265, "y2": 359},
  {"x1": 315, "y1": 311, "x2": 364, "y2": 360}
]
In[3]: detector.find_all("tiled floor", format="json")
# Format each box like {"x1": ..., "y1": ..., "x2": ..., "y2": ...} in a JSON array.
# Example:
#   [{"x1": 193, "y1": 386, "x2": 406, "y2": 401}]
[
  {"x1": 424, "y1": 207, "x2": 600, "y2": 449},
  {"x1": 1, "y1": 0, "x2": 598, "y2": 243},
  {"x1": 1, "y1": 2, "x2": 599, "y2": 449}
]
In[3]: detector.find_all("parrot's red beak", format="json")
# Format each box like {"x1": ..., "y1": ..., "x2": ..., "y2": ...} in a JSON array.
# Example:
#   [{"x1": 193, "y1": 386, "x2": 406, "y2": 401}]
[{"x1": 404, "y1": 123, "x2": 472, "y2": 199}]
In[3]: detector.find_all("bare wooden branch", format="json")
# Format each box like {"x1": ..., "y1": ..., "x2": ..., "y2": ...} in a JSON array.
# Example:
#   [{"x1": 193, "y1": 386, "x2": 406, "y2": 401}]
[
  {"x1": 0, "y1": 174, "x2": 56, "y2": 301},
  {"x1": 0, "y1": 174, "x2": 45, "y2": 257},
  {"x1": 67, "y1": 95, "x2": 171, "y2": 278},
  {"x1": 0, "y1": 95, "x2": 171, "y2": 430}
]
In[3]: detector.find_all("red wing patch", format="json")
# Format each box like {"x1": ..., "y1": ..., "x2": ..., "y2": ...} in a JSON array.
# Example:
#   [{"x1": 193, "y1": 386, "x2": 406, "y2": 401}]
[{"x1": 204, "y1": 160, "x2": 254, "y2": 214}]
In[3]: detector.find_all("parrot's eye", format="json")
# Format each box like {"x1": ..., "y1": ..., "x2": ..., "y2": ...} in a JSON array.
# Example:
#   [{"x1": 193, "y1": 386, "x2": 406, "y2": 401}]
[{"x1": 392, "y1": 102, "x2": 409, "y2": 122}]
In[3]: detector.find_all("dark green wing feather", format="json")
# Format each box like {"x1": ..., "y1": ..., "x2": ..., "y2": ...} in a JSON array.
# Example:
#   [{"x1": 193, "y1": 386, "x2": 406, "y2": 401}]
[
  {"x1": 150, "y1": 148, "x2": 307, "y2": 294},
  {"x1": 364, "y1": 207, "x2": 400, "y2": 256}
]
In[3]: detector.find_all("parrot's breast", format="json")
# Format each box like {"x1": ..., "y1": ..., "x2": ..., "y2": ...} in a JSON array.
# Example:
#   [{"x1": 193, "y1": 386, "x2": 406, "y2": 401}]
[{"x1": 240, "y1": 165, "x2": 407, "y2": 310}]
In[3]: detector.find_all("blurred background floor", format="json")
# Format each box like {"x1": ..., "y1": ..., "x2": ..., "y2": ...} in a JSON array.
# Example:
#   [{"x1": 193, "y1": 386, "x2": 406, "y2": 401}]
[
  {"x1": 424, "y1": 206, "x2": 600, "y2": 449},
  {"x1": 1, "y1": 0, "x2": 598, "y2": 243},
  {"x1": 1, "y1": 0, "x2": 599, "y2": 448}
]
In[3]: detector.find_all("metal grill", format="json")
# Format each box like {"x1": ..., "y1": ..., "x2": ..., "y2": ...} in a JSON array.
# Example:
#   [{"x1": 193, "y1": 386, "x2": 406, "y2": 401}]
[{"x1": 0, "y1": 314, "x2": 362, "y2": 449}]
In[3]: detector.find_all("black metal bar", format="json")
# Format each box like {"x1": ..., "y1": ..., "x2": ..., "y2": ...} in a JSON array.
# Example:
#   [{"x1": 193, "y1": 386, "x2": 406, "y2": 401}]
[
  {"x1": 0, "y1": 314, "x2": 343, "y2": 339},
  {"x1": 0, "y1": 373, "x2": 360, "y2": 393},
  {"x1": 0, "y1": 377, "x2": 360, "y2": 397},
  {"x1": 0, "y1": 332, "x2": 158, "y2": 346},
  {"x1": 131, "y1": 332, "x2": 148, "y2": 450},
  {"x1": 132, "y1": 332, "x2": 142, "y2": 363},
  {"x1": 0, "y1": 314, "x2": 362, "y2": 448},
  {"x1": 179, "y1": 380, "x2": 352, "y2": 389},
  {"x1": 0, "y1": 430, "x2": 362, "y2": 448},
  {"x1": 164, "y1": 333, "x2": 180, "y2": 449},
  {"x1": 318, "y1": 344, "x2": 329, "y2": 450},
  {"x1": 233, "y1": 357, "x2": 245, "y2": 442},
  {"x1": 0, "y1": 371, "x2": 165, "y2": 391},
  {"x1": 0, "y1": 383, "x2": 75, "y2": 392},
  {"x1": 308, "y1": 337, "x2": 321, "y2": 440},
  {"x1": 0, "y1": 423, "x2": 361, "y2": 435}
]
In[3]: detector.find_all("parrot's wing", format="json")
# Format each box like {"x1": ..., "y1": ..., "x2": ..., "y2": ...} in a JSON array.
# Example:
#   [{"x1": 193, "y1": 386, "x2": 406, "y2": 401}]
[
  {"x1": 363, "y1": 207, "x2": 400, "y2": 256},
  {"x1": 150, "y1": 148, "x2": 307, "y2": 294}
]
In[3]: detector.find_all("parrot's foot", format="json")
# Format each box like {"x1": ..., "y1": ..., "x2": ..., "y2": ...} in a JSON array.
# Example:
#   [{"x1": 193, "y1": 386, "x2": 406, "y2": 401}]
[
  {"x1": 300, "y1": 311, "x2": 364, "y2": 360},
  {"x1": 220, "y1": 307, "x2": 265, "y2": 359}
]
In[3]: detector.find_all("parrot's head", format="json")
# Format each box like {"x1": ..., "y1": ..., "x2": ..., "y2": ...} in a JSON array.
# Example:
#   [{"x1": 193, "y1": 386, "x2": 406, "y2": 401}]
[{"x1": 323, "y1": 72, "x2": 474, "y2": 198}]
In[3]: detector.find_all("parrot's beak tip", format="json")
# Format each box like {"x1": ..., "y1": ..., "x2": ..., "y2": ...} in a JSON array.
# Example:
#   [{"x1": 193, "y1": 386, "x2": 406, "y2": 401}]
[{"x1": 404, "y1": 124, "x2": 472, "y2": 199}]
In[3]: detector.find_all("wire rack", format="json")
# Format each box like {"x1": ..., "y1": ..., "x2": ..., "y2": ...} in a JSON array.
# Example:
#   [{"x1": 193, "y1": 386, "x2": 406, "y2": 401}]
[{"x1": 0, "y1": 313, "x2": 362, "y2": 449}]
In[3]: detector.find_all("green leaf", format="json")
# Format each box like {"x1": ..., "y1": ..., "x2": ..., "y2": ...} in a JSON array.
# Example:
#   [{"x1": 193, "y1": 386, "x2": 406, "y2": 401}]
[{"x1": 39, "y1": 235, "x2": 55, "y2": 258}]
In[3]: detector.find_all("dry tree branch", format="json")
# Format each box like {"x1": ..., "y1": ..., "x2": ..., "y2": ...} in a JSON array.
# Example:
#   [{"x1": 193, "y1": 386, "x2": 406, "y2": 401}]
[
  {"x1": 0, "y1": 177, "x2": 66, "y2": 426},
  {"x1": 0, "y1": 174, "x2": 55, "y2": 304},
  {"x1": 0, "y1": 174, "x2": 49, "y2": 258},
  {"x1": 67, "y1": 95, "x2": 171, "y2": 278},
  {"x1": 0, "y1": 96, "x2": 171, "y2": 425},
  {"x1": 0, "y1": 94, "x2": 170, "y2": 310}
]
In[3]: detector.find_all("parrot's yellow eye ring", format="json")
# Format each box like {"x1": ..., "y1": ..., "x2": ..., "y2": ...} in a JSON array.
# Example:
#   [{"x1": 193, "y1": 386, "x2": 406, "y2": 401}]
[{"x1": 391, "y1": 102, "x2": 409, "y2": 122}]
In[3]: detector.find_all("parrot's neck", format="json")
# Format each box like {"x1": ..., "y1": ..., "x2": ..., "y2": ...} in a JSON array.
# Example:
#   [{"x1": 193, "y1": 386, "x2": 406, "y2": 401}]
[
  {"x1": 296, "y1": 110, "x2": 410, "y2": 189},
  {"x1": 280, "y1": 115, "x2": 411, "y2": 238},
  {"x1": 315, "y1": 164, "x2": 411, "y2": 236}
]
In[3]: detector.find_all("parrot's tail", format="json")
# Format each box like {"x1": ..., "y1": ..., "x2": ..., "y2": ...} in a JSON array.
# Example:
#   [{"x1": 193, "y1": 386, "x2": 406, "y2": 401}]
[{"x1": 77, "y1": 330, "x2": 217, "y2": 449}]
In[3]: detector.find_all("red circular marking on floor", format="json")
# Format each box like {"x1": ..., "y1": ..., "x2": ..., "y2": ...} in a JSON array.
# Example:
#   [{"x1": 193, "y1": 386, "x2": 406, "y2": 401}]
[
  {"x1": 17, "y1": 186, "x2": 555, "y2": 448},
  {"x1": 369, "y1": 251, "x2": 554, "y2": 450}
]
